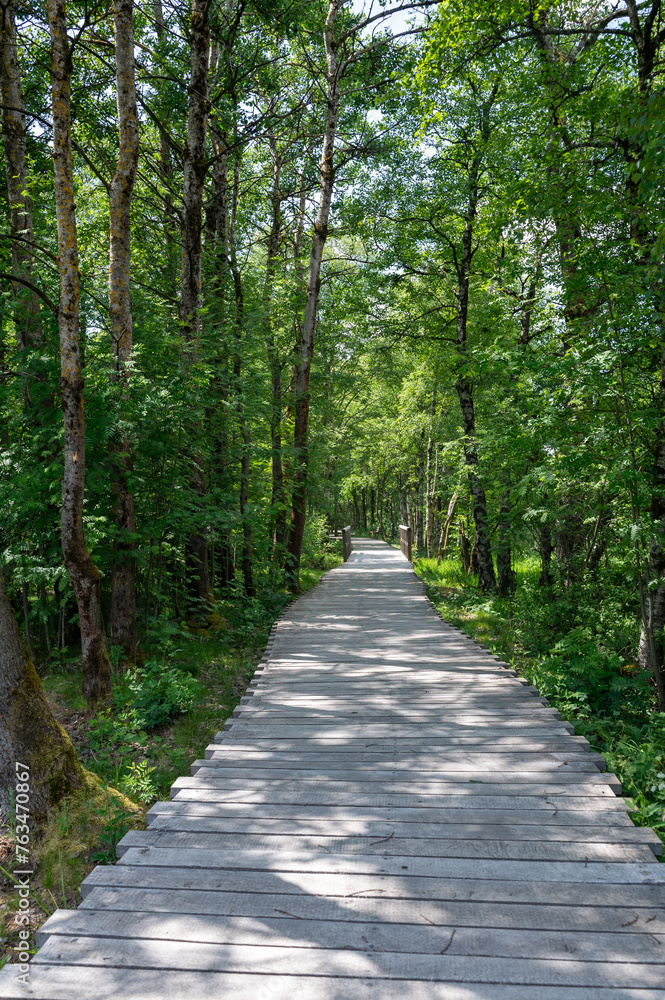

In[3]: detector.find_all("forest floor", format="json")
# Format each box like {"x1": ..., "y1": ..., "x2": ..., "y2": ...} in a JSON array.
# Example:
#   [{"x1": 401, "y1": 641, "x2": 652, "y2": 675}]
[
  {"x1": 0, "y1": 552, "x2": 342, "y2": 969},
  {"x1": 413, "y1": 554, "x2": 665, "y2": 853}
]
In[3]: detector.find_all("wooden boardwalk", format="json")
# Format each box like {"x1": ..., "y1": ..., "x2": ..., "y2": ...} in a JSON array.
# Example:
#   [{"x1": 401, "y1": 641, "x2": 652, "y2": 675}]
[{"x1": 3, "y1": 539, "x2": 665, "y2": 999}]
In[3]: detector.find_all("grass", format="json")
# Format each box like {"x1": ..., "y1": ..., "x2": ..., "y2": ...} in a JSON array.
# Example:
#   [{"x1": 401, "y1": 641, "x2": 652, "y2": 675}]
[
  {"x1": 0, "y1": 548, "x2": 342, "y2": 969},
  {"x1": 413, "y1": 553, "x2": 665, "y2": 850}
]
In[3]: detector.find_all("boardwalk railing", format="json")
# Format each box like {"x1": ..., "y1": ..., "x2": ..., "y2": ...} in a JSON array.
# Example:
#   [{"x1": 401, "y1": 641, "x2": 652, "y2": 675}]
[
  {"x1": 341, "y1": 525, "x2": 352, "y2": 561},
  {"x1": 399, "y1": 523, "x2": 412, "y2": 561}
]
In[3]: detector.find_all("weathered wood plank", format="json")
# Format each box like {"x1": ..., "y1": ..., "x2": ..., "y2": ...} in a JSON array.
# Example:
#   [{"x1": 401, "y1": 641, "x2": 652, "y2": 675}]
[
  {"x1": 115, "y1": 829, "x2": 658, "y2": 862},
  {"x1": 35, "y1": 908, "x2": 665, "y2": 962},
  {"x1": 170, "y1": 784, "x2": 629, "y2": 809},
  {"x1": 2, "y1": 966, "x2": 665, "y2": 1000},
  {"x1": 142, "y1": 815, "x2": 660, "y2": 850},
  {"x1": 116, "y1": 846, "x2": 665, "y2": 882},
  {"x1": 29, "y1": 935, "x2": 665, "y2": 987},
  {"x1": 147, "y1": 800, "x2": 634, "y2": 825},
  {"x1": 79, "y1": 862, "x2": 665, "y2": 907},
  {"x1": 77, "y1": 886, "x2": 665, "y2": 935}
]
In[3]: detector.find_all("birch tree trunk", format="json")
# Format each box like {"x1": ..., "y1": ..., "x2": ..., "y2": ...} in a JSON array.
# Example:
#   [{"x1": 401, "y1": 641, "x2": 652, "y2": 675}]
[
  {"x1": 425, "y1": 389, "x2": 437, "y2": 556},
  {"x1": 286, "y1": 0, "x2": 343, "y2": 590},
  {"x1": 436, "y1": 490, "x2": 458, "y2": 563},
  {"x1": 109, "y1": 0, "x2": 139, "y2": 660},
  {"x1": 180, "y1": 0, "x2": 211, "y2": 608},
  {"x1": 0, "y1": 568, "x2": 86, "y2": 822},
  {"x1": 48, "y1": 0, "x2": 112, "y2": 707}
]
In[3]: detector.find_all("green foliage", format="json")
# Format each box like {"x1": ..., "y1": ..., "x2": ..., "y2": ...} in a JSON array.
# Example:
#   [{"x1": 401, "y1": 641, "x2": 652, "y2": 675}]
[
  {"x1": 416, "y1": 556, "x2": 665, "y2": 847},
  {"x1": 119, "y1": 661, "x2": 201, "y2": 730},
  {"x1": 119, "y1": 762, "x2": 158, "y2": 804},
  {"x1": 526, "y1": 628, "x2": 651, "y2": 723}
]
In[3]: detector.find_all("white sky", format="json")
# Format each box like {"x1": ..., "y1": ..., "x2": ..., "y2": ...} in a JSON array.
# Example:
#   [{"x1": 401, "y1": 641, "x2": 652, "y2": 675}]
[{"x1": 350, "y1": 0, "x2": 427, "y2": 37}]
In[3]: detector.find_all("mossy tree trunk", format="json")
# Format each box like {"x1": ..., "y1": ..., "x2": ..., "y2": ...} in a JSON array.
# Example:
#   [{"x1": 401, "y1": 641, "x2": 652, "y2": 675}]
[
  {"x1": 0, "y1": 568, "x2": 85, "y2": 823},
  {"x1": 48, "y1": 0, "x2": 112, "y2": 707}
]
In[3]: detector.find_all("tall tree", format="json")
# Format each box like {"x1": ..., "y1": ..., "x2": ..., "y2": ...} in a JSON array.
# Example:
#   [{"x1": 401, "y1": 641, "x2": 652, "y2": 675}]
[
  {"x1": 286, "y1": 0, "x2": 345, "y2": 588},
  {"x1": 0, "y1": 0, "x2": 43, "y2": 362},
  {"x1": 180, "y1": 0, "x2": 212, "y2": 608},
  {"x1": 47, "y1": 0, "x2": 112, "y2": 706},
  {"x1": 109, "y1": 0, "x2": 140, "y2": 660}
]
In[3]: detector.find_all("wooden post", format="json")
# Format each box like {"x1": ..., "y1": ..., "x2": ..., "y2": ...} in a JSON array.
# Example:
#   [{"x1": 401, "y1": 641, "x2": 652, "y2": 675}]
[
  {"x1": 342, "y1": 525, "x2": 352, "y2": 562},
  {"x1": 399, "y1": 523, "x2": 412, "y2": 562}
]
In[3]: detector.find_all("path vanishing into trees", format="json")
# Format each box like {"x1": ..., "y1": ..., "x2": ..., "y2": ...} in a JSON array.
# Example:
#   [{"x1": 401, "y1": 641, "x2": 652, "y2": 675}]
[{"x1": 3, "y1": 539, "x2": 665, "y2": 998}]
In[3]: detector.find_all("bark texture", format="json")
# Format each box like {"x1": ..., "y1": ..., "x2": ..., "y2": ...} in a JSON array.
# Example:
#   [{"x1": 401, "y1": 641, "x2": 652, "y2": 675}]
[
  {"x1": 0, "y1": 567, "x2": 85, "y2": 822},
  {"x1": 0, "y1": 0, "x2": 42, "y2": 356},
  {"x1": 264, "y1": 135, "x2": 287, "y2": 564},
  {"x1": 180, "y1": 0, "x2": 211, "y2": 607},
  {"x1": 496, "y1": 494, "x2": 516, "y2": 597},
  {"x1": 286, "y1": 0, "x2": 342, "y2": 590},
  {"x1": 231, "y1": 181, "x2": 256, "y2": 597},
  {"x1": 109, "y1": 0, "x2": 139, "y2": 660},
  {"x1": 48, "y1": 0, "x2": 111, "y2": 707},
  {"x1": 453, "y1": 92, "x2": 497, "y2": 593}
]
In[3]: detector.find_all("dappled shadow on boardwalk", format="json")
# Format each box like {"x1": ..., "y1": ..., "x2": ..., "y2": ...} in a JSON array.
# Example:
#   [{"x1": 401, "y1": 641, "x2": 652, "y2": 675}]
[{"x1": 2, "y1": 540, "x2": 664, "y2": 999}]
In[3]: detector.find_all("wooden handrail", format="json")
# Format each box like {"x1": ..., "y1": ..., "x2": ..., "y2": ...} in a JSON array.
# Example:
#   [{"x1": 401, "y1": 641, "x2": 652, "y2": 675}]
[
  {"x1": 399, "y1": 524, "x2": 412, "y2": 562},
  {"x1": 342, "y1": 525, "x2": 352, "y2": 562}
]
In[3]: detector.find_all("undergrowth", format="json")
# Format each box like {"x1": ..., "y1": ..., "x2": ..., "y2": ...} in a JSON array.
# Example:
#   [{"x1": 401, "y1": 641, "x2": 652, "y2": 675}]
[{"x1": 414, "y1": 555, "x2": 665, "y2": 847}]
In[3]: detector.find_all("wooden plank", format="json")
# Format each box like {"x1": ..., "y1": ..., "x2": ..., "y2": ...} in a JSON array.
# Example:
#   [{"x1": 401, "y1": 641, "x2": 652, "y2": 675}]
[
  {"x1": 115, "y1": 829, "x2": 658, "y2": 862},
  {"x1": 80, "y1": 861, "x2": 665, "y2": 907},
  {"x1": 142, "y1": 815, "x2": 660, "y2": 849},
  {"x1": 184, "y1": 757, "x2": 607, "y2": 774},
  {"x1": 29, "y1": 935, "x2": 665, "y2": 987},
  {"x1": 35, "y1": 908, "x2": 665, "y2": 962},
  {"x1": 115, "y1": 846, "x2": 665, "y2": 882},
  {"x1": 77, "y1": 886, "x2": 665, "y2": 935},
  {"x1": 2, "y1": 965, "x2": 665, "y2": 1000},
  {"x1": 148, "y1": 801, "x2": 634, "y2": 826},
  {"x1": 169, "y1": 786, "x2": 629, "y2": 810}
]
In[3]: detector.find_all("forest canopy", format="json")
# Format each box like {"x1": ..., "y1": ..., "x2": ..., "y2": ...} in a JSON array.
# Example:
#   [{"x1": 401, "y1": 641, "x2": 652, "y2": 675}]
[{"x1": 1, "y1": 0, "x2": 665, "y2": 747}]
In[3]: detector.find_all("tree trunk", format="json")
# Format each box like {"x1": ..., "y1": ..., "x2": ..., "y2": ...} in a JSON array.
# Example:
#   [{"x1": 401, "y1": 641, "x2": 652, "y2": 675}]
[
  {"x1": 636, "y1": 333, "x2": 665, "y2": 708},
  {"x1": 537, "y1": 522, "x2": 554, "y2": 588},
  {"x1": 416, "y1": 441, "x2": 425, "y2": 555},
  {"x1": 153, "y1": 0, "x2": 176, "y2": 243},
  {"x1": 555, "y1": 502, "x2": 585, "y2": 590},
  {"x1": 109, "y1": 0, "x2": 139, "y2": 661},
  {"x1": 180, "y1": 0, "x2": 211, "y2": 608},
  {"x1": 436, "y1": 491, "x2": 459, "y2": 563},
  {"x1": 425, "y1": 389, "x2": 437, "y2": 556},
  {"x1": 286, "y1": 1, "x2": 342, "y2": 591},
  {"x1": 496, "y1": 494, "x2": 516, "y2": 596},
  {"x1": 0, "y1": 0, "x2": 42, "y2": 360},
  {"x1": 264, "y1": 132, "x2": 287, "y2": 565},
  {"x1": 228, "y1": 149, "x2": 255, "y2": 598},
  {"x1": 0, "y1": 567, "x2": 86, "y2": 823},
  {"x1": 454, "y1": 121, "x2": 497, "y2": 593},
  {"x1": 459, "y1": 522, "x2": 471, "y2": 574},
  {"x1": 397, "y1": 473, "x2": 407, "y2": 526},
  {"x1": 48, "y1": 0, "x2": 112, "y2": 708}
]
